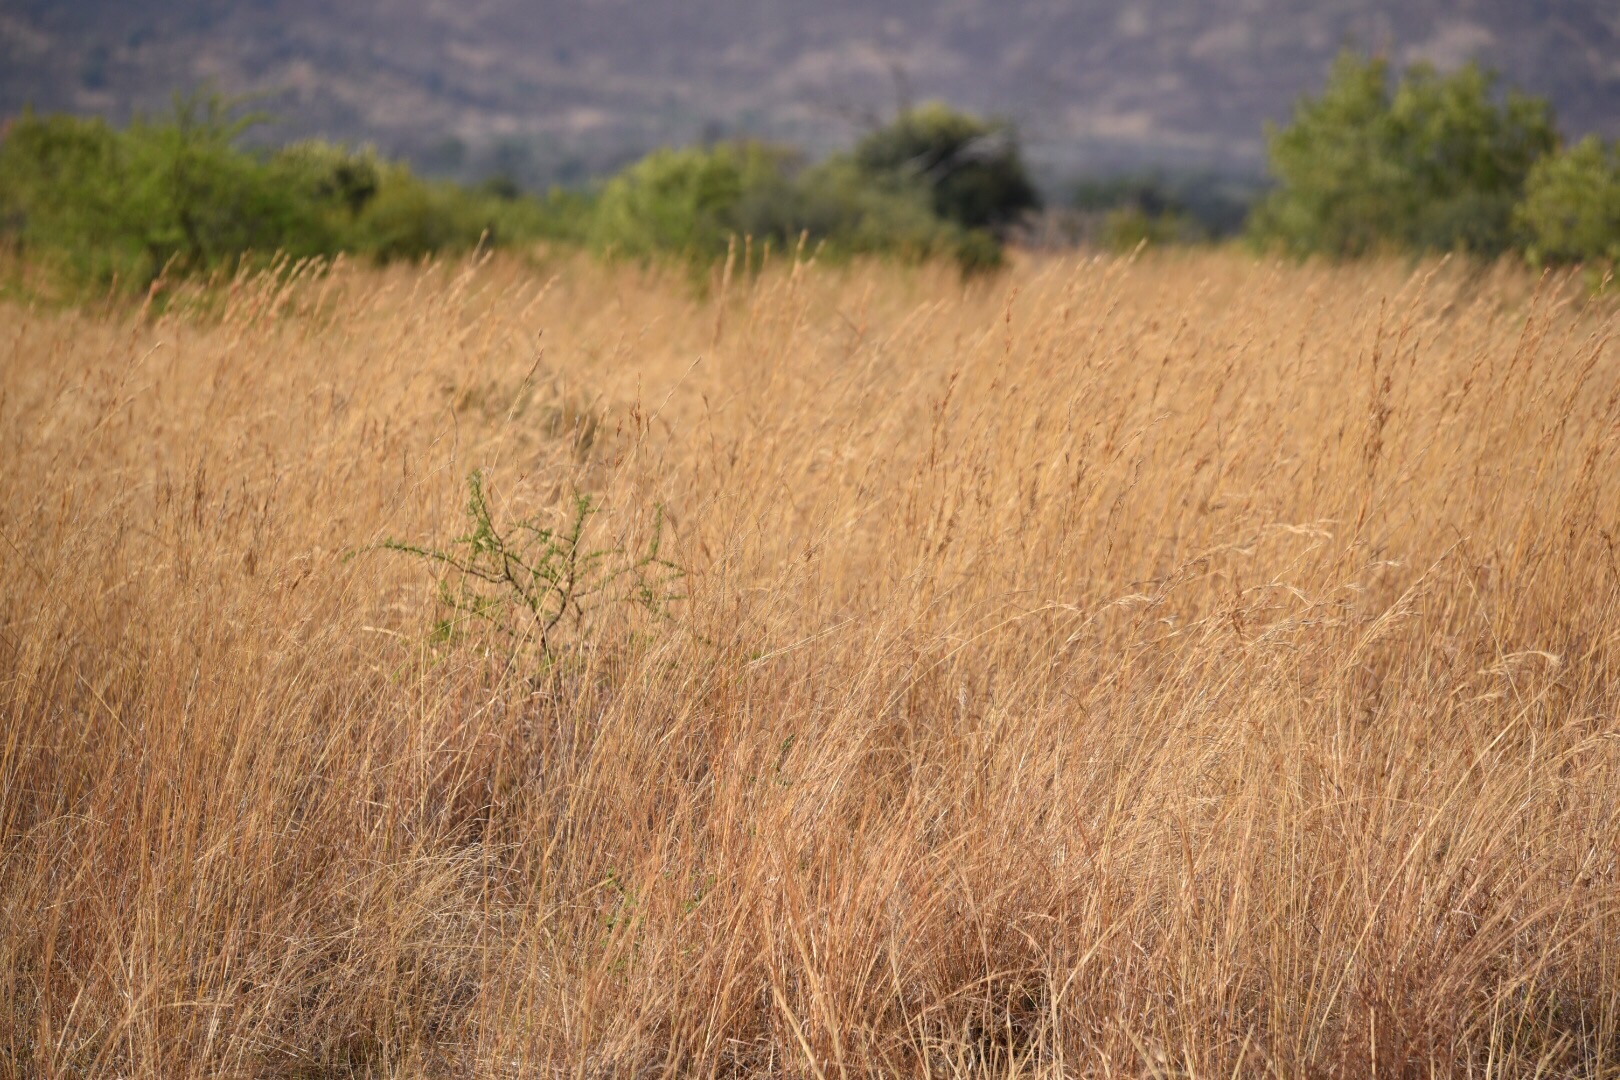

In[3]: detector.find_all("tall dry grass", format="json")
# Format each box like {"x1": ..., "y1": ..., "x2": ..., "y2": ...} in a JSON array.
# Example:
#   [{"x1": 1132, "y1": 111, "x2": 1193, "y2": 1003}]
[{"x1": 1, "y1": 249, "x2": 1618, "y2": 1078}]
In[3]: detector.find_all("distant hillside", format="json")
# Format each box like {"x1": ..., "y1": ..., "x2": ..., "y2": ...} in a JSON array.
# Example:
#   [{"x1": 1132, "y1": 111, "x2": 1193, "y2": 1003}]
[{"x1": 4, "y1": 1, "x2": 1618, "y2": 186}]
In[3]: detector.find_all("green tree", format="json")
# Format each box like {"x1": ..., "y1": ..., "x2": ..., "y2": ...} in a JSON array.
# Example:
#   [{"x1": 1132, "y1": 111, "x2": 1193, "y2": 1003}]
[
  {"x1": 347, "y1": 164, "x2": 486, "y2": 260},
  {"x1": 729, "y1": 155, "x2": 963, "y2": 260},
  {"x1": 0, "y1": 93, "x2": 337, "y2": 283},
  {"x1": 273, "y1": 140, "x2": 382, "y2": 219},
  {"x1": 588, "y1": 143, "x2": 790, "y2": 261},
  {"x1": 1516, "y1": 136, "x2": 1620, "y2": 270},
  {"x1": 853, "y1": 103, "x2": 1039, "y2": 233},
  {"x1": 119, "y1": 93, "x2": 337, "y2": 271},
  {"x1": 588, "y1": 140, "x2": 1004, "y2": 274},
  {"x1": 0, "y1": 95, "x2": 586, "y2": 290},
  {"x1": 1390, "y1": 62, "x2": 1558, "y2": 253},
  {"x1": 0, "y1": 110, "x2": 134, "y2": 280},
  {"x1": 1250, "y1": 52, "x2": 1558, "y2": 257}
]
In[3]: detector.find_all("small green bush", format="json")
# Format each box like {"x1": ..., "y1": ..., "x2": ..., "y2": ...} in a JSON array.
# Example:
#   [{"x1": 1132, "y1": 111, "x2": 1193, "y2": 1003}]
[
  {"x1": 1101, "y1": 207, "x2": 1205, "y2": 254},
  {"x1": 372, "y1": 471, "x2": 684, "y2": 667}
]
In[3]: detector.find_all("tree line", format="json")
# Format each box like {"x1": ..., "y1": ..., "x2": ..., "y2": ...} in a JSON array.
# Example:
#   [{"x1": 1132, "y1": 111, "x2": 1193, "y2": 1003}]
[
  {"x1": 0, "y1": 94, "x2": 1036, "y2": 291},
  {"x1": 2, "y1": 51, "x2": 1618, "y2": 294}
]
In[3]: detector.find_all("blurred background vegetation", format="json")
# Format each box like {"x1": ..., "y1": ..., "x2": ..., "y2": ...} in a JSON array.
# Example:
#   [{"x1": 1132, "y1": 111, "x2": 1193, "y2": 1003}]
[{"x1": 4, "y1": 50, "x2": 1620, "y2": 297}]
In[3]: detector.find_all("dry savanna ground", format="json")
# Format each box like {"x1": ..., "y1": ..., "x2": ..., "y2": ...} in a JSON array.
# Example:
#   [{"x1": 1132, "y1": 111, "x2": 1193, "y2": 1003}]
[{"x1": 2, "y1": 250, "x2": 1619, "y2": 1078}]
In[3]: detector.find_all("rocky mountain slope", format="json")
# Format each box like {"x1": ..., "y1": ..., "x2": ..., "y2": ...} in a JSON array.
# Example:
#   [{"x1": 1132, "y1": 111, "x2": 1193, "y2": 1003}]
[{"x1": 4, "y1": 0, "x2": 1617, "y2": 183}]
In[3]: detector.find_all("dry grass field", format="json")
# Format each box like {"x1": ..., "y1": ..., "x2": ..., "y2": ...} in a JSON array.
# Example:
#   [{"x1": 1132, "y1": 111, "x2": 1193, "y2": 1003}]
[{"x1": 2, "y1": 250, "x2": 1619, "y2": 1078}]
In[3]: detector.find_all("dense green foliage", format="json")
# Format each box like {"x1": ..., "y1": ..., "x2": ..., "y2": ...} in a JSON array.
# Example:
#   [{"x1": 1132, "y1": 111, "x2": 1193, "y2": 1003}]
[
  {"x1": 0, "y1": 94, "x2": 589, "y2": 289},
  {"x1": 1251, "y1": 53, "x2": 1559, "y2": 258},
  {"x1": 587, "y1": 119, "x2": 1022, "y2": 273},
  {"x1": 852, "y1": 103, "x2": 1040, "y2": 233},
  {"x1": 1517, "y1": 136, "x2": 1620, "y2": 271},
  {"x1": 588, "y1": 143, "x2": 790, "y2": 261},
  {"x1": 2, "y1": 96, "x2": 1031, "y2": 290},
  {"x1": 0, "y1": 101, "x2": 332, "y2": 283}
]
